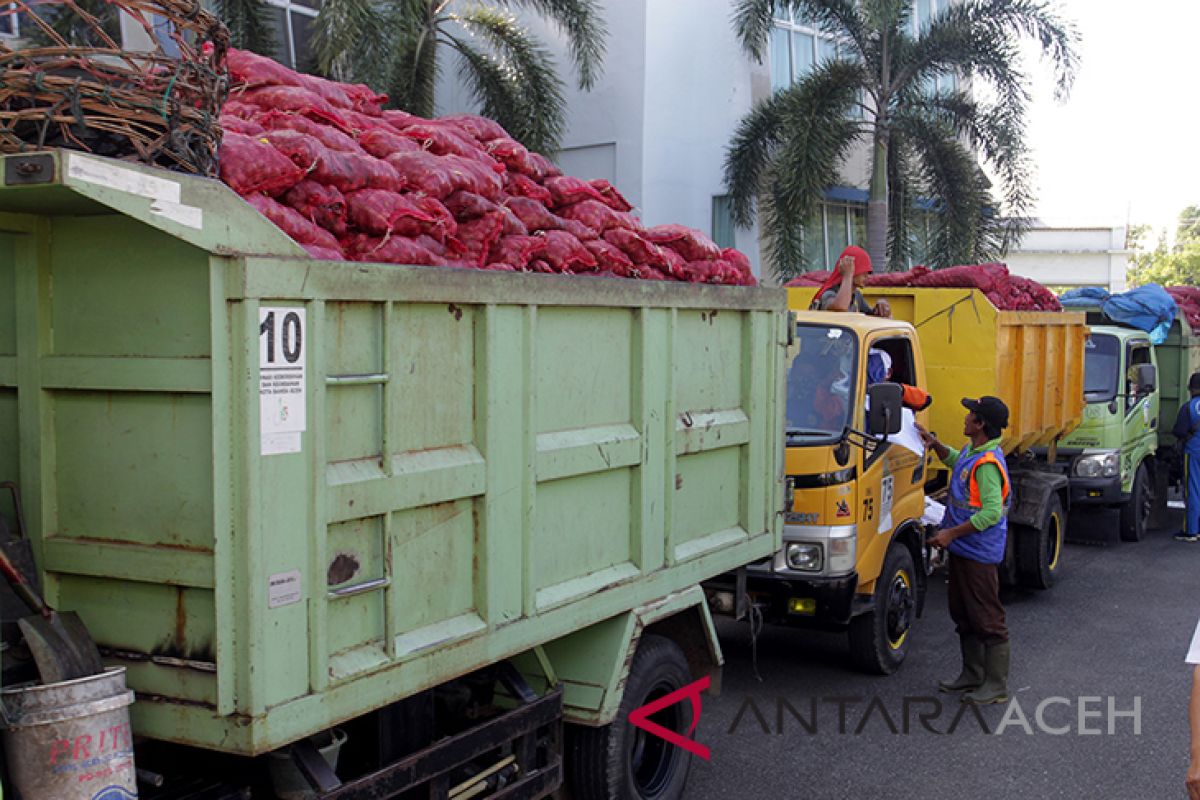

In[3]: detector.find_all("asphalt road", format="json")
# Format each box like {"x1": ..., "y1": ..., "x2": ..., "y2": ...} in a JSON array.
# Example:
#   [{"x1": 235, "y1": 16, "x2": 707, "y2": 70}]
[{"x1": 686, "y1": 508, "x2": 1197, "y2": 799}]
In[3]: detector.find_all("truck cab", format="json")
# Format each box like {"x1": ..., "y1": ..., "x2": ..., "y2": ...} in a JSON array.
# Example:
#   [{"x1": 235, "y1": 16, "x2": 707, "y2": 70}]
[
  {"x1": 1058, "y1": 325, "x2": 1160, "y2": 540},
  {"x1": 709, "y1": 311, "x2": 930, "y2": 675}
]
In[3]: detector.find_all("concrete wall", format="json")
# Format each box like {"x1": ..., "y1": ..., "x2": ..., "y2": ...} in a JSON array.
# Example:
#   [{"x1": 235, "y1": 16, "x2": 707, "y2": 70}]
[{"x1": 1005, "y1": 224, "x2": 1130, "y2": 291}]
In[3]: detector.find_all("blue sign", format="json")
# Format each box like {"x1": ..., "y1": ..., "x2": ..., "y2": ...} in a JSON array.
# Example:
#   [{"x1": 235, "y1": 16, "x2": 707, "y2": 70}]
[{"x1": 91, "y1": 786, "x2": 137, "y2": 800}]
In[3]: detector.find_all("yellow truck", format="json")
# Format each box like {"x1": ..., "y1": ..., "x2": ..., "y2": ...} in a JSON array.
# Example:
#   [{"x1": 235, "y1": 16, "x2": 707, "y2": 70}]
[{"x1": 707, "y1": 286, "x2": 1087, "y2": 674}]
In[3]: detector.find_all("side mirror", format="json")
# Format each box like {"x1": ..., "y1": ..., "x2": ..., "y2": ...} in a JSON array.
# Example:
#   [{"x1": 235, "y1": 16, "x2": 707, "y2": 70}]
[
  {"x1": 867, "y1": 383, "x2": 903, "y2": 437},
  {"x1": 1136, "y1": 363, "x2": 1157, "y2": 394}
]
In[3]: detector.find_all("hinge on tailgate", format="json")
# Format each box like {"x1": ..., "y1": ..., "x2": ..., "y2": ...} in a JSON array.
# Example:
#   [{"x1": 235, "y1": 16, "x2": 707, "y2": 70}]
[{"x1": 4, "y1": 154, "x2": 55, "y2": 186}]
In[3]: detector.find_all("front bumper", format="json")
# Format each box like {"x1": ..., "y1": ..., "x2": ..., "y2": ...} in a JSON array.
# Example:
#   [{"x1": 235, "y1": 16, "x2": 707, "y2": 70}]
[
  {"x1": 741, "y1": 571, "x2": 860, "y2": 626},
  {"x1": 1069, "y1": 474, "x2": 1125, "y2": 506}
]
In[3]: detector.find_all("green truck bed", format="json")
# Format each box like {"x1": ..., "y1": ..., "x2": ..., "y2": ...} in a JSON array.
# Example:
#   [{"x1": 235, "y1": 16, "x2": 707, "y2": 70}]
[
  {"x1": 0, "y1": 150, "x2": 784, "y2": 755},
  {"x1": 1157, "y1": 314, "x2": 1200, "y2": 448}
]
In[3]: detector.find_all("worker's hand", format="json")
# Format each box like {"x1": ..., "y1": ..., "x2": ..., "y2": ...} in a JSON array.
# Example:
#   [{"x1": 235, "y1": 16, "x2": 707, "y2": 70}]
[
  {"x1": 1188, "y1": 758, "x2": 1200, "y2": 800},
  {"x1": 873, "y1": 300, "x2": 892, "y2": 318},
  {"x1": 837, "y1": 254, "x2": 856, "y2": 278},
  {"x1": 915, "y1": 423, "x2": 937, "y2": 448},
  {"x1": 927, "y1": 529, "x2": 953, "y2": 549}
]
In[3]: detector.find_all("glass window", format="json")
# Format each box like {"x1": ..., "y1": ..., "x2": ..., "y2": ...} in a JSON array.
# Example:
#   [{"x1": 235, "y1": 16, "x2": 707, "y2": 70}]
[
  {"x1": 916, "y1": 0, "x2": 933, "y2": 29},
  {"x1": 850, "y1": 206, "x2": 866, "y2": 247},
  {"x1": 827, "y1": 205, "x2": 849, "y2": 260},
  {"x1": 770, "y1": 26, "x2": 791, "y2": 92},
  {"x1": 0, "y1": 4, "x2": 17, "y2": 37},
  {"x1": 792, "y1": 31, "x2": 814, "y2": 80},
  {"x1": 817, "y1": 37, "x2": 838, "y2": 64},
  {"x1": 1084, "y1": 334, "x2": 1121, "y2": 402},
  {"x1": 786, "y1": 324, "x2": 858, "y2": 439},
  {"x1": 711, "y1": 196, "x2": 735, "y2": 250},
  {"x1": 802, "y1": 207, "x2": 826, "y2": 270},
  {"x1": 265, "y1": 0, "x2": 320, "y2": 72}
]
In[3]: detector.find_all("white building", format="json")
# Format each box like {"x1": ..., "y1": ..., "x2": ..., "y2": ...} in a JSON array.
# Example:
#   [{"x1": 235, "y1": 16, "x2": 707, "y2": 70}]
[{"x1": 1004, "y1": 222, "x2": 1130, "y2": 292}]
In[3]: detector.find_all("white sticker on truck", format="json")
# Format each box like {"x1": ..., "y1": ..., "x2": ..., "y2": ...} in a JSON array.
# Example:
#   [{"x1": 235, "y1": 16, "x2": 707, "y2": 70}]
[
  {"x1": 67, "y1": 153, "x2": 182, "y2": 203},
  {"x1": 268, "y1": 570, "x2": 303, "y2": 609},
  {"x1": 879, "y1": 474, "x2": 894, "y2": 532},
  {"x1": 259, "y1": 308, "x2": 307, "y2": 455}
]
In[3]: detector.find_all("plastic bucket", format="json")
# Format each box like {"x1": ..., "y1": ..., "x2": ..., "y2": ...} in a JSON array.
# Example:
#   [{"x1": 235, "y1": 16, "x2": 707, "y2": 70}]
[
  {"x1": 1, "y1": 667, "x2": 137, "y2": 800},
  {"x1": 266, "y1": 728, "x2": 347, "y2": 800}
]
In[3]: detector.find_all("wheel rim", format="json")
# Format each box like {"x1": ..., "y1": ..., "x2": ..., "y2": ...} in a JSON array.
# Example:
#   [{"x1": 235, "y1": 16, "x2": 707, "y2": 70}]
[
  {"x1": 629, "y1": 680, "x2": 684, "y2": 797},
  {"x1": 886, "y1": 569, "x2": 914, "y2": 650},
  {"x1": 1138, "y1": 477, "x2": 1152, "y2": 534},
  {"x1": 1047, "y1": 511, "x2": 1063, "y2": 571}
]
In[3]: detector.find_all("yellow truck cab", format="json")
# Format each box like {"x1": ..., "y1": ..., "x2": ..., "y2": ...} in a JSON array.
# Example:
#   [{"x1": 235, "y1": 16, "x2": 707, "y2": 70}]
[{"x1": 708, "y1": 309, "x2": 931, "y2": 674}]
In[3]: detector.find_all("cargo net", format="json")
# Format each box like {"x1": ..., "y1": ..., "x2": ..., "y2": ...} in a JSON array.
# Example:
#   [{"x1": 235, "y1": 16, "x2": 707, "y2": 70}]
[{"x1": 0, "y1": 0, "x2": 229, "y2": 174}]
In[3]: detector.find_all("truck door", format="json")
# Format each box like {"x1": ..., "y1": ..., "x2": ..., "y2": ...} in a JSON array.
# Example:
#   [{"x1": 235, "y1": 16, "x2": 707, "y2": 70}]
[{"x1": 1122, "y1": 339, "x2": 1157, "y2": 487}]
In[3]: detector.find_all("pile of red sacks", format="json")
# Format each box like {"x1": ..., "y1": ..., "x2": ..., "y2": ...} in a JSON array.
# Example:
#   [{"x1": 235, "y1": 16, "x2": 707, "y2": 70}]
[
  {"x1": 787, "y1": 262, "x2": 1061, "y2": 311},
  {"x1": 1166, "y1": 286, "x2": 1200, "y2": 330},
  {"x1": 217, "y1": 49, "x2": 754, "y2": 285}
]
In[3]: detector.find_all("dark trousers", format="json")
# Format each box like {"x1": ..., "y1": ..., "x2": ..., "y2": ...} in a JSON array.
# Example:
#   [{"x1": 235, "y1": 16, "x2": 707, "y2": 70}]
[{"x1": 947, "y1": 554, "x2": 1008, "y2": 645}]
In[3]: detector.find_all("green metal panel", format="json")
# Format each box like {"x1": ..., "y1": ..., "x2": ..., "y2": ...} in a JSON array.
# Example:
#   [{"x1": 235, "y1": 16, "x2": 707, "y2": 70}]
[
  {"x1": 1158, "y1": 317, "x2": 1200, "y2": 448},
  {"x1": 2, "y1": 150, "x2": 785, "y2": 756}
]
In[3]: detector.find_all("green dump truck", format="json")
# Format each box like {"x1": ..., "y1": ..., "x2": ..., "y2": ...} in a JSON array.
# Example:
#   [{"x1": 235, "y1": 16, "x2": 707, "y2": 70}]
[{"x1": 0, "y1": 150, "x2": 785, "y2": 799}]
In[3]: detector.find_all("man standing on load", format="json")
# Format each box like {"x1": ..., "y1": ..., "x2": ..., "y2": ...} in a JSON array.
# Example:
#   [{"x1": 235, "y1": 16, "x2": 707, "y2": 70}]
[
  {"x1": 1174, "y1": 372, "x2": 1200, "y2": 543},
  {"x1": 916, "y1": 397, "x2": 1012, "y2": 705},
  {"x1": 810, "y1": 245, "x2": 892, "y2": 318}
]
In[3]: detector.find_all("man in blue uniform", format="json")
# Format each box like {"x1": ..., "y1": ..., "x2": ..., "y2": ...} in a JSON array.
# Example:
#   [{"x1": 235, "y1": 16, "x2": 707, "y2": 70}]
[
  {"x1": 917, "y1": 396, "x2": 1012, "y2": 705},
  {"x1": 1174, "y1": 372, "x2": 1200, "y2": 542}
]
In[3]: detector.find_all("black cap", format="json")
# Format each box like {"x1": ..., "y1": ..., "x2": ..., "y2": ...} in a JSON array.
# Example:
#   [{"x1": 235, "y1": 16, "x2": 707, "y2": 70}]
[
  {"x1": 961, "y1": 396, "x2": 1009, "y2": 431},
  {"x1": 1189, "y1": 372, "x2": 1200, "y2": 392}
]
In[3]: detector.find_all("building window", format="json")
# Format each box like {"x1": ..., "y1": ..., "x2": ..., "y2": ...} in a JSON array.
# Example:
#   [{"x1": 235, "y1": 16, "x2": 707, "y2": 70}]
[
  {"x1": 801, "y1": 202, "x2": 867, "y2": 270},
  {"x1": 1, "y1": 4, "x2": 19, "y2": 38},
  {"x1": 711, "y1": 196, "x2": 735, "y2": 250},
  {"x1": 265, "y1": 0, "x2": 319, "y2": 72},
  {"x1": 769, "y1": 7, "x2": 844, "y2": 88}
]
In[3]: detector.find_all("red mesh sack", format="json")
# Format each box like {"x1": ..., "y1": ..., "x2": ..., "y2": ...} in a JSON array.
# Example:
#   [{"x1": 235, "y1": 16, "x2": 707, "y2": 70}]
[
  {"x1": 505, "y1": 198, "x2": 593, "y2": 239},
  {"x1": 527, "y1": 152, "x2": 562, "y2": 180},
  {"x1": 441, "y1": 113, "x2": 509, "y2": 143},
  {"x1": 603, "y1": 228, "x2": 667, "y2": 269},
  {"x1": 220, "y1": 100, "x2": 260, "y2": 120},
  {"x1": 588, "y1": 179, "x2": 633, "y2": 212},
  {"x1": 358, "y1": 127, "x2": 422, "y2": 159},
  {"x1": 583, "y1": 239, "x2": 634, "y2": 272},
  {"x1": 444, "y1": 190, "x2": 499, "y2": 220},
  {"x1": 314, "y1": 150, "x2": 400, "y2": 194},
  {"x1": 381, "y1": 109, "x2": 422, "y2": 130},
  {"x1": 912, "y1": 263, "x2": 1009, "y2": 292},
  {"x1": 344, "y1": 234, "x2": 445, "y2": 266},
  {"x1": 385, "y1": 152, "x2": 502, "y2": 199},
  {"x1": 257, "y1": 110, "x2": 365, "y2": 154},
  {"x1": 302, "y1": 243, "x2": 346, "y2": 261},
  {"x1": 544, "y1": 176, "x2": 606, "y2": 209},
  {"x1": 296, "y1": 72, "x2": 386, "y2": 115},
  {"x1": 219, "y1": 132, "x2": 304, "y2": 196},
  {"x1": 345, "y1": 189, "x2": 436, "y2": 235},
  {"x1": 227, "y1": 48, "x2": 303, "y2": 89},
  {"x1": 455, "y1": 213, "x2": 506, "y2": 267},
  {"x1": 505, "y1": 172, "x2": 551, "y2": 203},
  {"x1": 241, "y1": 85, "x2": 341, "y2": 121},
  {"x1": 783, "y1": 271, "x2": 828, "y2": 287},
  {"x1": 638, "y1": 266, "x2": 670, "y2": 281},
  {"x1": 497, "y1": 204, "x2": 529, "y2": 236},
  {"x1": 557, "y1": 200, "x2": 639, "y2": 233},
  {"x1": 413, "y1": 196, "x2": 458, "y2": 243},
  {"x1": 720, "y1": 248, "x2": 757, "y2": 286},
  {"x1": 483, "y1": 262, "x2": 518, "y2": 272},
  {"x1": 659, "y1": 247, "x2": 688, "y2": 280},
  {"x1": 486, "y1": 136, "x2": 539, "y2": 177},
  {"x1": 401, "y1": 122, "x2": 499, "y2": 167},
  {"x1": 540, "y1": 230, "x2": 597, "y2": 273},
  {"x1": 220, "y1": 115, "x2": 264, "y2": 136},
  {"x1": 260, "y1": 129, "x2": 325, "y2": 170},
  {"x1": 246, "y1": 194, "x2": 341, "y2": 250},
  {"x1": 283, "y1": 180, "x2": 348, "y2": 236},
  {"x1": 642, "y1": 224, "x2": 722, "y2": 262},
  {"x1": 489, "y1": 235, "x2": 547, "y2": 270}
]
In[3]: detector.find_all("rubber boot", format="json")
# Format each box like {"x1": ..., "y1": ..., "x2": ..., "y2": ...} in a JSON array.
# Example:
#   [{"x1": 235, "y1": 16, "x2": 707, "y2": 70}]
[
  {"x1": 938, "y1": 635, "x2": 985, "y2": 693},
  {"x1": 962, "y1": 641, "x2": 1010, "y2": 705}
]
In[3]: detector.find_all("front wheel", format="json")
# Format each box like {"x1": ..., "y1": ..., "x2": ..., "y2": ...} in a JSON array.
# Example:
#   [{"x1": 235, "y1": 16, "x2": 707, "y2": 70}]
[
  {"x1": 1119, "y1": 463, "x2": 1151, "y2": 542},
  {"x1": 1016, "y1": 492, "x2": 1064, "y2": 590},
  {"x1": 565, "y1": 635, "x2": 694, "y2": 800},
  {"x1": 848, "y1": 544, "x2": 916, "y2": 675}
]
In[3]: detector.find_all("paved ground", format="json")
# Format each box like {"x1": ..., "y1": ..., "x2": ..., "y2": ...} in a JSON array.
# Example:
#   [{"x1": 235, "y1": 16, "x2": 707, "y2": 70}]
[{"x1": 687, "y1": 508, "x2": 1198, "y2": 799}]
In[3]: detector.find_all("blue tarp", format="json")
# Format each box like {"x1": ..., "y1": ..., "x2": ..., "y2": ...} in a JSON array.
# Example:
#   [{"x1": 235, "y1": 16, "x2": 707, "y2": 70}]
[{"x1": 1059, "y1": 284, "x2": 1178, "y2": 344}]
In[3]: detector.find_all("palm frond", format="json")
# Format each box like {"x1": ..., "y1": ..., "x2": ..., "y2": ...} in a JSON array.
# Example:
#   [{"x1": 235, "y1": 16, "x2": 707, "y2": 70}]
[
  {"x1": 384, "y1": 0, "x2": 440, "y2": 117},
  {"x1": 448, "y1": 6, "x2": 566, "y2": 153},
  {"x1": 505, "y1": 0, "x2": 608, "y2": 90},
  {"x1": 312, "y1": 0, "x2": 389, "y2": 84},
  {"x1": 730, "y1": 0, "x2": 776, "y2": 61},
  {"x1": 962, "y1": 0, "x2": 1079, "y2": 100},
  {"x1": 214, "y1": 0, "x2": 275, "y2": 55}
]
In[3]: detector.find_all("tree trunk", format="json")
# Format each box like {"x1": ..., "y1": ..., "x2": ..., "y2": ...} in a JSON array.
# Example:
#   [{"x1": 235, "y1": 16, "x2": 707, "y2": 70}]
[{"x1": 866, "y1": 127, "x2": 890, "y2": 271}]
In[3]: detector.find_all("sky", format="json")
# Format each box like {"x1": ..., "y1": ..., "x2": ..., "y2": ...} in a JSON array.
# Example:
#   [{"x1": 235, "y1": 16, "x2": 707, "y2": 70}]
[{"x1": 1023, "y1": 0, "x2": 1200, "y2": 239}]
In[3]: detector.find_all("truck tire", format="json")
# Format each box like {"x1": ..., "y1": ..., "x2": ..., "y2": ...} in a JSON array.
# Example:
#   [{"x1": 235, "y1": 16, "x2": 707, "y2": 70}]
[
  {"x1": 1016, "y1": 493, "x2": 1064, "y2": 590},
  {"x1": 847, "y1": 545, "x2": 916, "y2": 675},
  {"x1": 565, "y1": 634, "x2": 693, "y2": 800},
  {"x1": 1119, "y1": 463, "x2": 1151, "y2": 542}
]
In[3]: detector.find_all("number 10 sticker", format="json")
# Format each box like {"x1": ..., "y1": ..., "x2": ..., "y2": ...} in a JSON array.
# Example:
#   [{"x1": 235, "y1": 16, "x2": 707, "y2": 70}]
[{"x1": 259, "y1": 307, "x2": 306, "y2": 454}]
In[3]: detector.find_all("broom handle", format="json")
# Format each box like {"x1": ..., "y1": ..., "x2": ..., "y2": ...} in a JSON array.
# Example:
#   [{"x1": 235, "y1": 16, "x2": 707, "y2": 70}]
[{"x1": 0, "y1": 549, "x2": 50, "y2": 618}]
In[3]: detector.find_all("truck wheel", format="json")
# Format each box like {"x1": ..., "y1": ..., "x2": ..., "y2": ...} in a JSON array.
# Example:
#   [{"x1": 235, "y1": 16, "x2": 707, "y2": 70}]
[
  {"x1": 565, "y1": 635, "x2": 693, "y2": 800},
  {"x1": 847, "y1": 545, "x2": 916, "y2": 675},
  {"x1": 1017, "y1": 493, "x2": 1064, "y2": 590},
  {"x1": 999, "y1": 529, "x2": 1018, "y2": 588},
  {"x1": 1119, "y1": 463, "x2": 1151, "y2": 542}
]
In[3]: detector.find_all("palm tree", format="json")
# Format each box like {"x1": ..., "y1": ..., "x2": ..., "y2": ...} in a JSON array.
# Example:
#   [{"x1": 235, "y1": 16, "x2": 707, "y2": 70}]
[
  {"x1": 308, "y1": 0, "x2": 607, "y2": 154},
  {"x1": 725, "y1": 0, "x2": 1078, "y2": 277}
]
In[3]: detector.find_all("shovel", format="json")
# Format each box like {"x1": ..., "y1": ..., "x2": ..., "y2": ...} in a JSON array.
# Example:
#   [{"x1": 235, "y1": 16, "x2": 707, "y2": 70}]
[{"x1": 0, "y1": 548, "x2": 105, "y2": 683}]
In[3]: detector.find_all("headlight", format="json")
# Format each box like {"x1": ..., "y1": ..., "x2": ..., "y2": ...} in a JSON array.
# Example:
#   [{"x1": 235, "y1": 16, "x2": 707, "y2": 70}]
[
  {"x1": 1075, "y1": 452, "x2": 1120, "y2": 478},
  {"x1": 786, "y1": 543, "x2": 823, "y2": 571}
]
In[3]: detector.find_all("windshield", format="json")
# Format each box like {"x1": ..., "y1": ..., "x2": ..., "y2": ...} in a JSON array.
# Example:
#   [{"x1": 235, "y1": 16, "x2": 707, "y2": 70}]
[
  {"x1": 785, "y1": 324, "x2": 858, "y2": 440},
  {"x1": 1084, "y1": 333, "x2": 1120, "y2": 402}
]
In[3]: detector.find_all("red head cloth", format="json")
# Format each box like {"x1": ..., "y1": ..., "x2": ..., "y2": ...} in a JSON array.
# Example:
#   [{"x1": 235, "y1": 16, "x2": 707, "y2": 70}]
[{"x1": 814, "y1": 245, "x2": 872, "y2": 300}]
